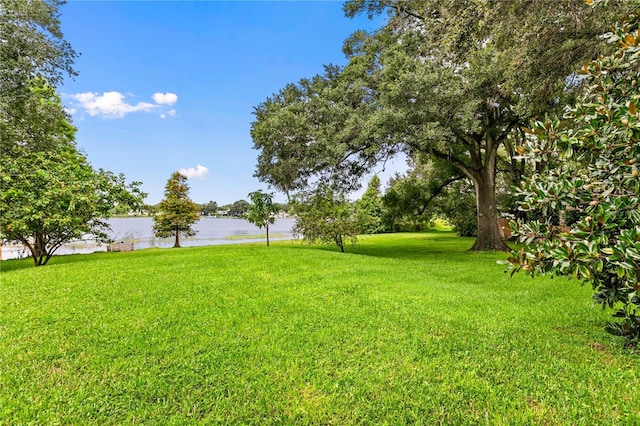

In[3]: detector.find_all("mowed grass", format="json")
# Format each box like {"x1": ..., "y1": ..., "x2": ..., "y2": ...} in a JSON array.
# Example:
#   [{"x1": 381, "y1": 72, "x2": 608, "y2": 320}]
[{"x1": 1, "y1": 232, "x2": 638, "y2": 425}]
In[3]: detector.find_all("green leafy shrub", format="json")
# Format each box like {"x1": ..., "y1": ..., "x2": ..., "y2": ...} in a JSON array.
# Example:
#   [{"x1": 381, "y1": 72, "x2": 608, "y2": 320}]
[
  {"x1": 292, "y1": 185, "x2": 359, "y2": 252},
  {"x1": 508, "y1": 7, "x2": 640, "y2": 346}
]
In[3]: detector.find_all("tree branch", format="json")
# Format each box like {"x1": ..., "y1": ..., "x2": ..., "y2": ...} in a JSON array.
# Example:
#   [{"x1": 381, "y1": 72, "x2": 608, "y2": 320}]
[
  {"x1": 496, "y1": 120, "x2": 519, "y2": 144},
  {"x1": 416, "y1": 174, "x2": 466, "y2": 217},
  {"x1": 392, "y1": 4, "x2": 425, "y2": 22},
  {"x1": 429, "y1": 147, "x2": 478, "y2": 181}
]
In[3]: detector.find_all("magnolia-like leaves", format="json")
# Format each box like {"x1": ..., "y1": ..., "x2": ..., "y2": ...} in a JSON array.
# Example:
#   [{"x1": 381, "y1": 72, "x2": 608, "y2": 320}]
[{"x1": 508, "y1": 9, "x2": 640, "y2": 345}]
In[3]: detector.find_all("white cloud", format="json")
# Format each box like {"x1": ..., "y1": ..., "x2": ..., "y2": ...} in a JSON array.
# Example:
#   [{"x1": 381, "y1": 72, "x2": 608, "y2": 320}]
[
  {"x1": 160, "y1": 109, "x2": 177, "y2": 119},
  {"x1": 66, "y1": 91, "x2": 179, "y2": 119},
  {"x1": 71, "y1": 91, "x2": 157, "y2": 119},
  {"x1": 178, "y1": 164, "x2": 209, "y2": 180},
  {"x1": 153, "y1": 92, "x2": 178, "y2": 105}
]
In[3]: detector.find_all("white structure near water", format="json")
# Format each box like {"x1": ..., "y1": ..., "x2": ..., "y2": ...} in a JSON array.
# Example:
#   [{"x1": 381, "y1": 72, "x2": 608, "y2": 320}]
[{"x1": 1, "y1": 217, "x2": 296, "y2": 261}]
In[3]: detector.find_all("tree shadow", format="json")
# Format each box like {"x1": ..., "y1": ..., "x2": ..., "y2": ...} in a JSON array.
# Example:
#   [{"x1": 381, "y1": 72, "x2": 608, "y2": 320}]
[
  {"x1": 286, "y1": 232, "x2": 480, "y2": 262},
  {"x1": 0, "y1": 250, "x2": 129, "y2": 273},
  {"x1": 0, "y1": 257, "x2": 35, "y2": 272}
]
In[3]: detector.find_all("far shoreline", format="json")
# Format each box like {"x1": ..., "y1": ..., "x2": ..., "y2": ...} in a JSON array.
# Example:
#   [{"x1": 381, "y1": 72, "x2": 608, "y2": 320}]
[{"x1": 1, "y1": 217, "x2": 296, "y2": 261}]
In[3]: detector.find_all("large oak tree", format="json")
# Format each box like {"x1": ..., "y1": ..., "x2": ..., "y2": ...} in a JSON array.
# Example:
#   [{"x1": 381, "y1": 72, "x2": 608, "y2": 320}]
[{"x1": 252, "y1": 0, "x2": 622, "y2": 250}]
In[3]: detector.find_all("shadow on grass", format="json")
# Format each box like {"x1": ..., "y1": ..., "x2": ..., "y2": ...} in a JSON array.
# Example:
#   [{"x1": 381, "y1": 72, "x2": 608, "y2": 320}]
[
  {"x1": 0, "y1": 249, "x2": 149, "y2": 273},
  {"x1": 0, "y1": 231, "x2": 509, "y2": 273},
  {"x1": 0, "y1": 242, "x2": 251, "y2": 273},
  {"x1": 0, "y1": 257, "x2": 35, "y2": 272},
  {"x1": 0, "y1": 252, "x2": 107, "y2": 273},
  {"x1": 287, "y1": 231, "x2": 483, "y2": 261}
]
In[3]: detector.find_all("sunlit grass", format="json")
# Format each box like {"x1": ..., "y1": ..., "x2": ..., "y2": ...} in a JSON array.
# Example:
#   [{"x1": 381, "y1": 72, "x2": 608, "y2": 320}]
[{"x1": 1, "y1": 232, "x2": 638, "y2": 424}]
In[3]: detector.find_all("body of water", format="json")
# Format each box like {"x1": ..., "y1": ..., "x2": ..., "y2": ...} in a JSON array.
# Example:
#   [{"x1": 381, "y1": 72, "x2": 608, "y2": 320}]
[{"x1": 2, "y1": 217, "x2": 296, "y2": 260}]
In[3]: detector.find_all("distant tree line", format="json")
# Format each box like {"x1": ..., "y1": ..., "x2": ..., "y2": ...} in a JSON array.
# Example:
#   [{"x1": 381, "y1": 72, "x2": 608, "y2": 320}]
[{"x1": 144, "y1": 199, "x2": 290, "y2": 218}]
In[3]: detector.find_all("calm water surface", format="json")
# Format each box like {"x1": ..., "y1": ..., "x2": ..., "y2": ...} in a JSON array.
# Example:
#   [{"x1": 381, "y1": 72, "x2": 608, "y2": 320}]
[{"x1": 2, "y1": 217, "x2": 296, "y2": 260}]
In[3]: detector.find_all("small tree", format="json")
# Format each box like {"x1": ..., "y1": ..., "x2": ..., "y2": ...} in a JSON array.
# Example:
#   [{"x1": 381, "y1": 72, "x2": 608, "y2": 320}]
[
  {"x1": 153, "y1": 172, "x2": 200, "y2": 248},
  {"x1": 292, "y1": 185, "x2": 359, "y2": 252},
  {"x1": 1, "y1": 148, "x2": 145, "y2": 266},
  {"x1": 508, "y1": 7, "x2": 640, "y2": 345},
  {"x1": 355, "y1": 175, "x2": 385, "y2": 234},
  {"x1": 246, "y1": 190, "x2": 279, "y2": 246}
]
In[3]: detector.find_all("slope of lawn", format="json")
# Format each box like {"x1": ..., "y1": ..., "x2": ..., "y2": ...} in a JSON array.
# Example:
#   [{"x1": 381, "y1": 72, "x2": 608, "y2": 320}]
[{"x1": 1, "y1": 231, "x2": 638, "y2": 425}]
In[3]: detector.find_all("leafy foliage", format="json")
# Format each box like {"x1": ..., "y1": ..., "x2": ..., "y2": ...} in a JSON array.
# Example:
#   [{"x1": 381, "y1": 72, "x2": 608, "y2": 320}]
[
  {"x1": 153, "y1": 172, "x2": 200, "y2": 248},
  {"x1": 200, "y1": 200, "x2": 219, "y2": 216},
  {"x1": 355, "y1": 176, "x2": 385, "y2": 234},
  {"x1": 0, "y1": 0, "x2": 78, "y2": 156},
  {"x1": 0, "y1": 79, "x2": 145, "y2": 266},
  {"x1": 252, "y1": 1, "x2": 621, "y2": 250},
  {"x1": 228, "y1": 200, "x2": 250, "y2": 218},
  {"x1": 0, "y1": 1, "x2": 146, "y2": 266},
  {"x1": 246, "y1": 190, "x2": 279, "y2": 246},
  {"x1": 382, "y1": 157, "x2": 465, "y2": 232},
  {"x1": 435, "y1": 180, "x2": 478, "y2": 237},
  {"x1": 251, "y1": 83, "x2": 317, "y2": 199},
  {"x1": 0, "y1": 0, "x2": 77, "y2": 90},
  {"x1": 1, "y1": 79, "x2": 76, "y2": 156},
  {"x1": 251, "y1": 65, "x2": 392, "y2": 198},
  {"x1": 508, "y1": 7, "x2": 640, "y2": 345},
  {"x1": 292, "y1": 185, "x2": 359, "y2": 252},
  {"x1": 1, "y1": 148, "x2": 145, "y2": 266}
]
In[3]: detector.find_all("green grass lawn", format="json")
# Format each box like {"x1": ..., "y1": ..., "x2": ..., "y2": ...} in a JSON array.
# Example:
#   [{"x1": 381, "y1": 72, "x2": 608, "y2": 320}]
[{"x1": 1, "y1": 232, "x2": 638, "y2": 425}]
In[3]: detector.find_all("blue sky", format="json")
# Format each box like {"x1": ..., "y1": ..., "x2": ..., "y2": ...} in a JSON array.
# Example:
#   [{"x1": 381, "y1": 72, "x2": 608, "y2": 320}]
[{"x1": 59, "y1": 1, "x2": 404, "y2": 205}]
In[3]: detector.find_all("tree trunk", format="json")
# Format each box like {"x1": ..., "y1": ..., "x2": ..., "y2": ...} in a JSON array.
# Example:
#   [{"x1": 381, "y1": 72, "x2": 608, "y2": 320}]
[
  {"x1": 435, "y1": 131, "x2": 510, "y2": 251},
  {"x1": 32, "y1": 233, "x2": 46, "y2": 266},
  {"x1": 173, "y1": 227, "x2": 181, "y2": 248},
  {"x1": 266, "y1": 223, "x2": 270, "y2": 247},
  {"x1": 470, "y1": 170, "x2": 508, "y2": 251}
]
